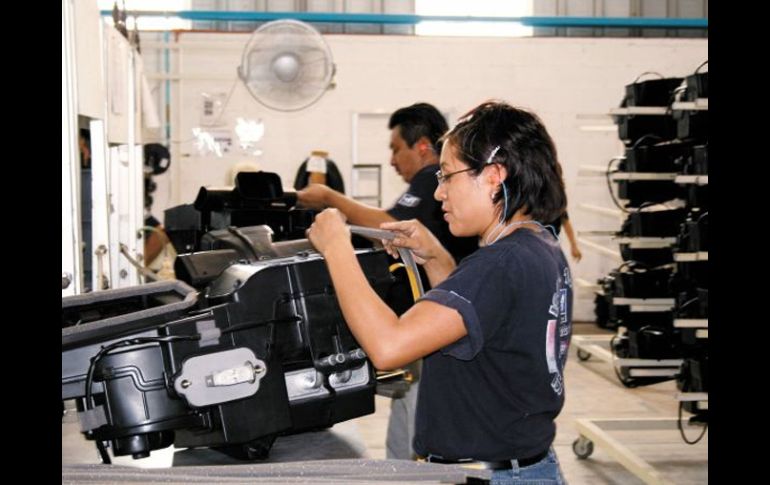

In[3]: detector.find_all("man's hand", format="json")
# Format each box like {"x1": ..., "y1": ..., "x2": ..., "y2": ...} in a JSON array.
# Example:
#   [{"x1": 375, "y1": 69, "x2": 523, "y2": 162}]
[{"x1": 297, "y1": 183, "x2": 333, "y2": 210}]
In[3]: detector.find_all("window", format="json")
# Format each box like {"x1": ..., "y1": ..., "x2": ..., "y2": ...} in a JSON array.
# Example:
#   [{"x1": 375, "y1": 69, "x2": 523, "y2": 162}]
[
  {"x1": 415, "y1": 0, "x2": 534, "y2": 37},
  {"x1": 97, "y1": 0, "x2": 192, "y2": 31}
]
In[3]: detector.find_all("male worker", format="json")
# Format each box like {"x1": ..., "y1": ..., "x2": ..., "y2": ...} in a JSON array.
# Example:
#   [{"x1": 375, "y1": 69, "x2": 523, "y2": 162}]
[
  {"x1": 297, "y1": 102, "x2": 477, "y2": 460},
  {"x1": 298, "y1": 102, "x2": 476, "y2": 263}
]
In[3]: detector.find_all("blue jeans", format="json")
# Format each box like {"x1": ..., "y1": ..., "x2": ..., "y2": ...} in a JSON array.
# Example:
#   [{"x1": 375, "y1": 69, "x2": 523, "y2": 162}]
[
  {"x1": 386, "y1": 379, "x2": 419, "y2": 459},
  {"x1": 490, "y1": 447, "x2": 566, "y2": 485}
]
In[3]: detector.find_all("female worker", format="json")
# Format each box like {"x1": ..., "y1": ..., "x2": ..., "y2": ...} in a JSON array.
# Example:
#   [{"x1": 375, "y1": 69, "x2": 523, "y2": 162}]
[{"x1": 307, "y1": 101, "x2": 571, "y2": 484}]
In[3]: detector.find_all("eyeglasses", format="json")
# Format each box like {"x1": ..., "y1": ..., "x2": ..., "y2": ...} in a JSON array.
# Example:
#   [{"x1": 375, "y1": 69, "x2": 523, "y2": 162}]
[{"x1": 435, "y1": 167, "x2": 476, "y2": 185}]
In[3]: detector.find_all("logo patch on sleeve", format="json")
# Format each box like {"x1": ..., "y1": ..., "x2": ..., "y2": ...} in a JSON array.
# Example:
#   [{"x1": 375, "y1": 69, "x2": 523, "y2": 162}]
[{"x1": 397, "y1": 193, "x2": 421, "y2": 207}]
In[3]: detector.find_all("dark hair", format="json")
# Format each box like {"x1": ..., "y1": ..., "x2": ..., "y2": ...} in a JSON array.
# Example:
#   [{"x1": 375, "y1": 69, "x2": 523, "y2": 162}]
[
  {"x1": 442, "y1": 101, "x2": 566, "y2": 223},
  {"x1": 388, "y1": 102, "x2": 449, "y2": 154}
]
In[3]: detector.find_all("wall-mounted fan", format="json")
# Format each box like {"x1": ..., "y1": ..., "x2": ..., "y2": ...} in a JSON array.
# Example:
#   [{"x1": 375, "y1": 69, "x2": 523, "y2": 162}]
[{"x1": 238, "y1": 19, "x2": 336, "y2": 112}]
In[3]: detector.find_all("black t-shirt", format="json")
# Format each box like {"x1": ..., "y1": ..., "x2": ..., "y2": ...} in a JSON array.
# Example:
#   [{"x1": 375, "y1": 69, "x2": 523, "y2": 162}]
[
  {"x1": 414, "y1": 228, "x2": 573, "y2": 461},
  {"x1": 386, "y1": 164, "x2": 477, "y2": 262}
]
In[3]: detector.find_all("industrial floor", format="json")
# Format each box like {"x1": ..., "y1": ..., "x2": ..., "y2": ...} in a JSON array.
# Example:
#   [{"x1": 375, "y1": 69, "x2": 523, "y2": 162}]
[{"x1": 62, "y1": 323, "x2": 707, "y2": 484}]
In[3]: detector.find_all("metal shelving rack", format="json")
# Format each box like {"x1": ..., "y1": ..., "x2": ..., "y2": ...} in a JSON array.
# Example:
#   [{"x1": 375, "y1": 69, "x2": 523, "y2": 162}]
[{"x1": 571, "y1": 80, "x2": 708, "y2": 484}]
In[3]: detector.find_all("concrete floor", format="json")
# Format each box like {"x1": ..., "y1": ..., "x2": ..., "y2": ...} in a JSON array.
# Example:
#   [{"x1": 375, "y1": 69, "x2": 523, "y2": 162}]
[{"x1": 62, "y1": 323, "x2": 707, "y2": 483}]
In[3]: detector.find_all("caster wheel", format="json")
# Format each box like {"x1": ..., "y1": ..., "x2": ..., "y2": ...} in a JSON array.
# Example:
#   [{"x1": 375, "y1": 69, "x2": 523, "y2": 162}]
[
  {"x1": 577, "y1": 349, "x2": 591, "y2": 361},
  {"x1": 572, "y1": 437, "x2": 594, "y2": 459}
]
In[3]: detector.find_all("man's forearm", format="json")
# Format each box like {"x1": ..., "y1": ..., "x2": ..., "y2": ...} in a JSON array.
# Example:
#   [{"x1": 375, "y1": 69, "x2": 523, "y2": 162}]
[{"x1": 326, "y1": 190, "x2": 396, "y2": 228}]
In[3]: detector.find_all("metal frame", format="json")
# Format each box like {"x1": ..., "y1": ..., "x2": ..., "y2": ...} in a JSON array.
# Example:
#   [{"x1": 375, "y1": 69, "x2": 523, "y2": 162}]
[
  {"x1": 672, "y1": 99, "x2": 708, "y2": 110},
  {"x1": 572, "y1": 417, "x2": 706, "y2": 485},
  {"x1": 609, "y1": 106, "x2": 669, "y2": 116},
  {"x1": 673, "y1": 252, "x2": 708, "y2": 262},
  {"x1": 610, "y1": 172, "x2": 677, "y2": 181},
  {"x1": 572, "y1": 336, "x2": 707, "y2": 484},
  {"x1": 576, "y1": 237, "x2": 623, "y2": 260},
  {"x1": 612, "y1": 297, "x2": 675, "y2": 312},
  {"x1": 673, "y1": 319, "x2": 708, "y2": 328},
  {"x1": 677, "y1": 392, "x2": 709, "y2": 411},
  {"x1": 613, "y1": 237, "x2": 677, "y2": 248},
  {"x1": 675, "y1": 175, "x2": 708, "y2": 185},
  {"x1": 99, "y1": 11, "x2": 709, "y2": 29},
  {"x1": 573, "y1": 334, "x2": 615, "y2": 364},
  {"x1": 571, "y1": 65, "x2": 708, "y2": 485},
  {"x1": 572, "y1": 333, "x2": 682, "y2": 376},
  {"x1": 578, "y1": 203, "x2": 622, "y2": 218},
  {"x1": 62, "y1": 0, "x2": 82, "y2": 296},
  {"x1": 89, "y1": 119, "x2": 111, "y2": 291}
]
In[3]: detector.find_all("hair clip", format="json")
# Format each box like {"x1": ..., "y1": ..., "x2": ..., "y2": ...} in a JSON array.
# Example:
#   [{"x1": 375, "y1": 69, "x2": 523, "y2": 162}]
[{"x1": 486, "y1": 145, "x2": 501, "y2": 164}]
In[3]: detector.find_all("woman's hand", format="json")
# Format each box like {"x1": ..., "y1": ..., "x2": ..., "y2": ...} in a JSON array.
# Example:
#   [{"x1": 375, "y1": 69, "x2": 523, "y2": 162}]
[
  {"x1": 307, "y1": 208, "x2": 352, "y2": 256},
  {"x1": 380, "y1": 219, "x2": 443, "y2": 265}
]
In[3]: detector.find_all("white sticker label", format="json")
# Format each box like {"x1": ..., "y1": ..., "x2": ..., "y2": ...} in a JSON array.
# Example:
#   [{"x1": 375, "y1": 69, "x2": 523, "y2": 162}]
[
  {"x1": 546, "y1": 319, "x2": 558, "y2": 373},
  {"x1": 397, "y1": 193, "x2": 421, "y2": 208},
  {"x1": 307, "y1": 156, "x2": 328, "y2": 174}
]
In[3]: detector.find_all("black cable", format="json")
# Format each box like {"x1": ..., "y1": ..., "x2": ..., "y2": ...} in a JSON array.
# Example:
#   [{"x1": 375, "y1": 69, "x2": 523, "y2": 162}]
[
  {"x1": 676, "y1": 364, "x2": 708, "y2": 444},
  {"x1": 668, "y1": 83, "x2": 687, "y2": 115},
  {"x1": 618, "y1": 260, "x2": 649, "y2": 272},
  {"x1": 631, "y1": 134, "x2": 663, "y2": 149},
  {"x1": 677, "y1": 296, "x2": 699, "y2": 312},
  {"x1": 676, "y1": 211, "x2": 707, "y2": 252},
  {"x1": 633, "y1": 71, "x2": 664, "y2": 83},
  {"x1": 609, "y1": 333, "x2": 634, "y2": 387},
  {"x1": 636, "y1": 201, "x2": 660, "y2": 211},
  {"x1": 85, "y1": 335, "x2": 200, "y2": 411},
  {"x1": 678, "y1": 397, "x2": 708, "y2": 444},
  {"x1": 83, "y1": 334, "x2": 199, "y2": 464},
  {"x1": 81, "y1": 317, "x2": 301, "y2": 464},
  {"x1": 96, "y1": 440, "x2": 111, "y2": 464},
  {"x1": 84, "y1": 318, "x2": 301, "y2": 409},
  {"x1": 606, "y1": 157, "x2": 630, "y2": 213}
]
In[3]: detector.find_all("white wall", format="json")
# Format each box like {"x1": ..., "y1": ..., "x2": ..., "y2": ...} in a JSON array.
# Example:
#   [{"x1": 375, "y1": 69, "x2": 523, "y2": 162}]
[
  {"x1": 147, "y1": 33, "x2": 706, "y2": 320},
  {"x1": 74, "y1": 0, "x2": 104, "y2": 119}
]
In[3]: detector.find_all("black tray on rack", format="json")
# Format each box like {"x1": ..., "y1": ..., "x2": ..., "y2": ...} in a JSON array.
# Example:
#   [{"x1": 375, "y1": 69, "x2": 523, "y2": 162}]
[
  {"x1": 618, "y1": 116, "x2": 678, "y2": 145},
  {"x1": 675, "y1": 110, "x2": 708, "y2": 142},
  {"x1": 685, "y1": 72, "x2": 708, "y2": 100},
  {"x1": 623, "y1": 141, "x2": 693, "y2": 173},
  {"x1": 617, "y1": 181, "x2": 683, "y2": 207},
  {"x1": 618, "y1": 208, "x2": 687, "y2": 237},
  {"x1": 625, "y1": 78, "x2": 684, "y2": 106}
]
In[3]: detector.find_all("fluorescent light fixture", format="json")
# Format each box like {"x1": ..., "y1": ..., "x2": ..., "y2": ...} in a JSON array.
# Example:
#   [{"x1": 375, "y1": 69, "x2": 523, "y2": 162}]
[
  {"x1": 416, "y1": 0, "x2": 534, "y2": 37},
  {"x1": 97, "y1": 0, "x2": 192, "y2": 31}
]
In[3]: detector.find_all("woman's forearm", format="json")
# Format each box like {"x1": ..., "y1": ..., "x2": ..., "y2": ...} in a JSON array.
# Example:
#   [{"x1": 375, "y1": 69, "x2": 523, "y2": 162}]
[{"x1": 422, "y1": 248, "x2": 456, "y2": 287}]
